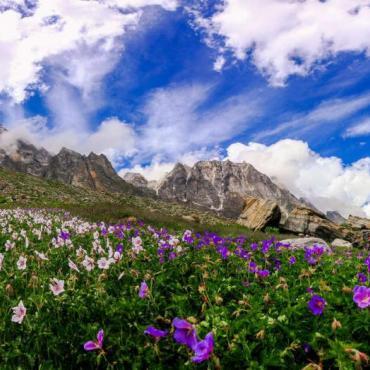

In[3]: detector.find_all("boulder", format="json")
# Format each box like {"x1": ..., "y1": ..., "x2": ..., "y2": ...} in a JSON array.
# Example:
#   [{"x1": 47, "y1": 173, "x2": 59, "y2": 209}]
[
  {"x1": 279, "y1": 237, "x2": 330, "y2": 251},
  {"x1": 347, "y1": 215, "x2": 370, "y2": 230},
  {"x1": 281, "y1": 206, "x2": 344, "y2": 241},
  {"x1": 237, "y1": 197, "x2": 281, "y2": 230},
  {"x1": 331, "y1": 238, "x2": 353, "y2": 248}
]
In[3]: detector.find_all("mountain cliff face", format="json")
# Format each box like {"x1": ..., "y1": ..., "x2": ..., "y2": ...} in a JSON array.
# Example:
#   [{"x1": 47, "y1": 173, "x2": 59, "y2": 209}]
[
  {"x1": 157, "y1": 160, "x2": 302, "y2": 219},
  {"x1": 0, "y1": 129, "x2": 135, "y2": 194}
]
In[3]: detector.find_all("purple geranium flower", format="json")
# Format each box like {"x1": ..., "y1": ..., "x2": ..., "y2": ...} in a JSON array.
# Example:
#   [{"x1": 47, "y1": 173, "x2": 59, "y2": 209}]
[
  {"x1": 357, "y1": 273, "x2": 367, "y2": 283},
  {"x1": 308, "y1": 295, "x2": 326, "y2": 315},
  {"x1": 289, "y1": 256, "x2": 296, "y2": 265},
  {"x1": 257, "y1": 269, "x2": 270, "y2": 278},
  {"x1": 191, "y1": 332, "x2": 214, "y2": 363},
  {"x1": 84, "y1": 329, "x2": 104, "y2": 351},
  {"x1": 139, "y1": 281, "x2": 149, "y2": 299},
  {"x1": 144, "y1": 326, "x2": 168, "y2": 340},
  {"x1": 353, "y1": 285, "x2": 370, "y2": 309},
  {"x1": 172, "y1": 318, "x2": 197, "y2": 349}
]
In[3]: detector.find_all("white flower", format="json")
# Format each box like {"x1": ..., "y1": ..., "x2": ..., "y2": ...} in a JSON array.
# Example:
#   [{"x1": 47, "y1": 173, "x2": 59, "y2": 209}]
[
  {"x1": 132, "y1": 236, "x2": 142, "y2": 247},
  {"x1": 5, "y1": 240, "x2": 15, "y2": 251},
  {"x1": 35, "y1": 251, "x2": 48, "y2": 261},
  {"x1": 132, "y1": 236, "x2": 144, "y2": 254},
  {"x1": 97, "y1": 257, "x2": 111, "y2": 270},
  {"x1": 68, "y1": 258, "x2": 80, "y2": 273},
  {"x1": 82, "y1": 255, "x2": 95, "y2": 271},
  {"x1": 11, "y1": 300, "x2": 26, "y2": 324},
  {"x1": 17, "y1": 256, "x2": 27, "y2": 270},
  {"x1": 0, "y1": 253, "x2": 4, "y2": 270},
  {"x1": 49, "y1": 278, "x2": 65, "y2": 296}
]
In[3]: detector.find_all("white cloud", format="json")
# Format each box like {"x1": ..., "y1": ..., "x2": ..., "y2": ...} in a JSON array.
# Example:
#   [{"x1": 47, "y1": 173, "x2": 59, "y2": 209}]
[
  {"x1": 119, "y1": 147, "x2": 221, "y2": 181},
  {"x1": 344, "y1": 118, "x2": 370, "y2": 138},
  {"x1": 0, "y1": 116, "x2": 136, "y2": 164},
  {"x1": 136, "y1": 83, "x2": 261, "y2": 162},
  {"x1": 227, "y1": 139, "x2": 370, "y2": 217},
  {"x1": 253, "y1": 93, "x2": 370, "y2": 141},
  {"x1": 0, "y1": 0, "x2": 177, "y2": 103},
  {"x1": 191, "y1": 0, "x2": 370, "y2": 85}
]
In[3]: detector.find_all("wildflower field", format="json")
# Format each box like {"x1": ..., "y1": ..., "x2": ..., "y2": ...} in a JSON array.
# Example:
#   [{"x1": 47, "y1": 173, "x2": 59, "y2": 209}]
[{"x1": 0, "y1": 209, "x2": 369, "y2": 369}]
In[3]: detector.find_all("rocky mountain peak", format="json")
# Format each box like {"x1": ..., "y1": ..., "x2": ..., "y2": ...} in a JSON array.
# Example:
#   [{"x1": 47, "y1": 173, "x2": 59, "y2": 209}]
[
  {"x1": 158, "y1": 159, "x2": 302, "y2": 219},
  {"x1": 123, "y1": 172, "x2": 148, "y2": 188}
]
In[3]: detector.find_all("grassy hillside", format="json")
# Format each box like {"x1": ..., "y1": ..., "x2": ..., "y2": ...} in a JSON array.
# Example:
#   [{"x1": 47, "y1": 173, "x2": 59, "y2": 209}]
[{"x1": 0, "y1": 167, "x2": 294, "y2": 240}]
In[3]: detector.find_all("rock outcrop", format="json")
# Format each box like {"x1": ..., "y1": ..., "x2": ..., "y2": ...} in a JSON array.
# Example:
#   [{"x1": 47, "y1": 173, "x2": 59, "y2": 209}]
[
  {"x1": 123, "y1": 172, "x2": 149, "y2": 189},
  {"x1": 0, "y1": 134, "x2": 136, "y2": 194},
  {"x1": 281, "y1": 206, "x2": 344, "y2": 240},
  {"x1": 237, "y1": 197, "x2": 281, "y2": 230},
  {"x1": 158, "y1": 160, "x2": 301, "y2": 219},
  {"x1": 347, "y1": 215, "x2": 370, "y2": 230},
  {"x1": 45, "y1": 149, "x2": 135, "y2": 193},
  {"x1": 0, "y1": 139, "x2": 51, "y2": 177},
  {"x1": 326, "y1": 211, "x2": 346, "y2": 225}
]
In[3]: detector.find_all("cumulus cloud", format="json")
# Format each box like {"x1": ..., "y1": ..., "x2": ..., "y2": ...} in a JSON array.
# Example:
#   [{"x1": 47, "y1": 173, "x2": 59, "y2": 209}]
[
  {"x1": 0, "y1": 116, "x2": 136, "y2": 164},
  {"x1": 0, "y1": 0, "x2": 177, "y2": 103},
  {"x1": 190, "y1": 0, "x2": 370, "y2": 85},
  {"x1": 227, "y1": 139, "x2": 370, "y2": 217},
  {"x1": 119, "y1": 147, "x2": 221, "y2": 181},
  {"x1": 136, "y1": 83, "x2": 261, "y2": 162},
  {"x1": 343, "y1": 118, "x2": 370, "y2": 138}
]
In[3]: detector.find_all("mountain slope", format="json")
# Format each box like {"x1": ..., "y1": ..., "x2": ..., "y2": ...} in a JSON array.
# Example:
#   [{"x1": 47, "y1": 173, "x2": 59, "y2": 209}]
[
  {"x1": 157, "y1": 160, "x2": 302, "y2": 219},
  {"x1": 0, "y1": 129, "x2": 139, "y2": 195}
]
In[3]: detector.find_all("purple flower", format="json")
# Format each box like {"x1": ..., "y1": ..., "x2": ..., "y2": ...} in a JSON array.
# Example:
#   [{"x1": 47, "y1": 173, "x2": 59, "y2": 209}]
[
  {"x1": 144, "y1": 326, "x2": 168, "y2": 339},
  {"x1": 84, "y1": 329, "x2": 104, "y2": 351},
  {"x1": 289, "y1": 256, "x2": 296, "y2": 265},
  {"x1": 139, "y1": 281, "x2": 149, "y2": 299},
  {"x1": 307, "y1": 287, "x2": 314, "y2": 295},
  {"x1": 59, "y1": 231, "x2": 70, "y2": 241},
  {"x1": 115, "y1": 244, "x2": 123, "y2": 254},
  {"x1": 249, "y1": 261, "x2": 258, "y2": 273},
  {"x1": 353, "y1": 285, "x2": 370, "y2": 309},
  {"x1": 308, "y1": 295, "x2": 326, "y2": 315},
  {"x1": 257, "y1": 269, "x2": 270, "y2": 278},
  {"x1": 357, "y1": 273, "x2": 368, "y2": 283},
  {"x1": 191, "y1": 332, "x2": 214, "y2": 363},
  {"x1": 217, "y1": 246, "x2": 229, "y2": 260},
  {"x1": 172, "y1": 318, "x2": 197, "y2": 349}
]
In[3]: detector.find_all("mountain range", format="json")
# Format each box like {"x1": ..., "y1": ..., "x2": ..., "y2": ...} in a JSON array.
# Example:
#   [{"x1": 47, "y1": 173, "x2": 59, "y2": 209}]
[{"x1": 1, "y1": 126, "x2": 369, "y2": 244}]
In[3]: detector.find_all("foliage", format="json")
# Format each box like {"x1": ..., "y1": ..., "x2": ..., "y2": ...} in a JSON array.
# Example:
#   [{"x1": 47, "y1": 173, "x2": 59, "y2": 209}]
[{"x1": 0, "y1": 208, "x2": 369, "y2": 369}]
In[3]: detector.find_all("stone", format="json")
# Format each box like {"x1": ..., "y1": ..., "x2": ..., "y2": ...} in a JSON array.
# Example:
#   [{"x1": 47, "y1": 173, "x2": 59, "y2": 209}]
[
  {"x1": 281, "y1": 206, "x2": 344, "y2": 241},
  {"x1": 347, "y1": 215, "x2": 370, "y2": 230},
  {"x1": 237, "y1": 197, "x2": 281, "y2": 230},
  {"x1": 331, "y1": 238, "x2": 353, "y2": 248},
  {"x1": 279, "y1": 237, "x2": 330, "y2": 251}
]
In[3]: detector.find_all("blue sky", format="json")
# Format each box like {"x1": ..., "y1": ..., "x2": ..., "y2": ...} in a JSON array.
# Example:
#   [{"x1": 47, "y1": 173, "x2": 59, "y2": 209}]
[{"x1": 1, "y1": 0, "x2": 370, "y2": 217}]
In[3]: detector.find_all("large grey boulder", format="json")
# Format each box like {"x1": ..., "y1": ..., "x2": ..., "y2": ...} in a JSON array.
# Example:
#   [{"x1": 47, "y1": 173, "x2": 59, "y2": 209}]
[
  {"x1": 281, "y1": 206, "x2": 344, "y2": 241},
  {"x1": 158, "y1": 160, "x2": 301, "y2": 219},
  {"x1": 237, "y1": 197, "x2": 281, "y2": 230},
  {"x1": 279, "y1": 237, "x2": 330, "y2": 251},
  {"x1": 331, "y1": 238, "x2": 353, "y2": 248}
]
